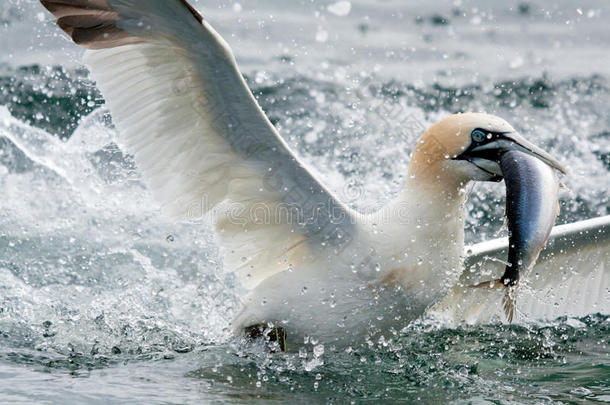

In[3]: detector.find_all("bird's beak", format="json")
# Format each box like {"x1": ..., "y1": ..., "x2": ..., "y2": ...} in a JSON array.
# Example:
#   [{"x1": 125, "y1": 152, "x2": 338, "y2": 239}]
[{"x1": 456, "y1": 132, "x2": 566, "y2": 180}]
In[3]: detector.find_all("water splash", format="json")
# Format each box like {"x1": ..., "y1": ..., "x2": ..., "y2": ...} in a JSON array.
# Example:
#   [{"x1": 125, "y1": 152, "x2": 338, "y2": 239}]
[{"x1": 0, "y1": 106, "x2": 239, "y2": 362}]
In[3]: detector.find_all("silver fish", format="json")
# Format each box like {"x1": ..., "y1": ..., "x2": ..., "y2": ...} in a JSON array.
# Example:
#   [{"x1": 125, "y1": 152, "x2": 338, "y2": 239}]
[
  {"x1": 474, "y1": 149, "x2": 560, "y2": 321},
  {"x1": 500, "y1": 150, "x2": 560, "y2": 286}
]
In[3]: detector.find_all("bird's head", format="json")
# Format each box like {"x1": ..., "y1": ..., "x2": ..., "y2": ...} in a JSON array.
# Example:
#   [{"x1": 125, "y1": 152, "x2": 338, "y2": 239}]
[{"x1": 407, "y1": 112, "x2": 565, "y2": 192}]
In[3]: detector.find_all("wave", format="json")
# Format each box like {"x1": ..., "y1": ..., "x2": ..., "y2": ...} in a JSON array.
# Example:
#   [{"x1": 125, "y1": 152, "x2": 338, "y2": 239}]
[
  {"x1": 1, "y1": 65, "x2": 608, "y2": 235},
  {"x1": 0, "y1": 65, "x2": 608, "y2": 363}
]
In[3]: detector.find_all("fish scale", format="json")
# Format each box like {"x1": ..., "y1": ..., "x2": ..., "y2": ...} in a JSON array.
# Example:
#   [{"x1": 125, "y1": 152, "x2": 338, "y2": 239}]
[{"x1": 500, "y1": 149, "x2": 560, "y2": 286}]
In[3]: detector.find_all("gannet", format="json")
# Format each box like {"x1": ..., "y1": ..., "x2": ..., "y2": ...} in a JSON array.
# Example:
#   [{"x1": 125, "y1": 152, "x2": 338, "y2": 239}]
[{"x1": 39, "y1": 0, "x2": 609, "y2": 350}]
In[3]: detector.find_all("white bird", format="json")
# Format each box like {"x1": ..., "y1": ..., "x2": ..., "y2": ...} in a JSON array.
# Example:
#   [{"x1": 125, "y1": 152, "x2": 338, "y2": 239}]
[{"x1": 40, "y1": 0, "x2": 609, "y2": 349}]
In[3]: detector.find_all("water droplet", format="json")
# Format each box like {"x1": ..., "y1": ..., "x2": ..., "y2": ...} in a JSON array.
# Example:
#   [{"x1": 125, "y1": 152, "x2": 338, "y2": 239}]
[
  {"x1": 316, "y1": 29, "x2": 329, "y2": 43},
  {"x1": 327, "y1": 1, "x2": 352, "y2": 16}
]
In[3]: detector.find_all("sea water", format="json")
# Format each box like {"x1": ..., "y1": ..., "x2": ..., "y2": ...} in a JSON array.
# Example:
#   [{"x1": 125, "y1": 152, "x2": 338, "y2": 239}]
[{"x1": 0, "y1": 0, "x2": 608, "y2": 403}]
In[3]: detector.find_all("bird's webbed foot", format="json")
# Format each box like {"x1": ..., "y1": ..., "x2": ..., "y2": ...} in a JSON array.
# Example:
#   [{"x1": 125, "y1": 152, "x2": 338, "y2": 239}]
[{"x1": 244, "y1": 323, "x2": 287, "y2": 352}]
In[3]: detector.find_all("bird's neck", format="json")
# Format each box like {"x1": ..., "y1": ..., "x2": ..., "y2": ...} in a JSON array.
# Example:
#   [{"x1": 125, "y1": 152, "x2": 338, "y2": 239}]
[
  {"x1": 369, "y1": 175, "x2": 469, "y2": 303},
  {"x1": 396, "y1": 157, "x2": 471, "y2": 232},
  {"x1": 389, "y1": 176, "x2": 468, "y2": 246}
]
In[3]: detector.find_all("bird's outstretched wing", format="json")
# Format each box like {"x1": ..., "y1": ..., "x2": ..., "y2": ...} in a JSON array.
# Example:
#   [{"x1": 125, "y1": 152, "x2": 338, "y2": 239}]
[
  {"x1": 40, "y1": 0, "x2": 357, "y2": 289},
  {"x1": 431, "y1": 216, "x2": 610, "y2": 323}
]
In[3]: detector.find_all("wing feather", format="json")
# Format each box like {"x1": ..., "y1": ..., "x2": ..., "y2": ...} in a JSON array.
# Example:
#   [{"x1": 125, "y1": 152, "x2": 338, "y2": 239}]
[
  {"x1": 40, "y1": 0, "x2": 357, "y2": 290},
  {"x1": 432, "y1": 216, "x2": 610, "y2": 323}
]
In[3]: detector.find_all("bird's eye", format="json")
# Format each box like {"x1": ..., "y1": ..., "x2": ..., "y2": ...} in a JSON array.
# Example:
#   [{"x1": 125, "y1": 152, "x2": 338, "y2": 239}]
[{"x1": 471, "y1": 129, "x2": 487, "y2": 143}]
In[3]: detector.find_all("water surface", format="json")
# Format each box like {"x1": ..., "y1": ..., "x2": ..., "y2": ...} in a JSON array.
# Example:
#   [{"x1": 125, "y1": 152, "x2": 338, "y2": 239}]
[{"x1": 0, "y1": 0, "x2": 609, "y2": 403}]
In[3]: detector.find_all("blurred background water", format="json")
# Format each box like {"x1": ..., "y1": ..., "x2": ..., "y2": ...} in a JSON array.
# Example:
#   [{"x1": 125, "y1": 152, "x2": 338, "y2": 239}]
[{"x1": 0, "y1": 0, "x2": 608, "y2": 403}]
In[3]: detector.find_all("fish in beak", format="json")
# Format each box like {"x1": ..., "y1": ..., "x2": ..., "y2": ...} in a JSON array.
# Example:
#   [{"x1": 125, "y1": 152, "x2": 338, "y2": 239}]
[{"x1": 456, "y1": 130, "x2": 564, "y2": 321}]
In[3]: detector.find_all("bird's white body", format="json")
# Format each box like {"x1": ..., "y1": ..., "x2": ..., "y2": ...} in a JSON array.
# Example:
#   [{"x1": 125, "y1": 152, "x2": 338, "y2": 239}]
[
  {"x1": 39, "y1": 0, "x2": 610, "y2": 349},
  {"x1": 235, "y1": 185, "x2": 468, "y2": 346}
]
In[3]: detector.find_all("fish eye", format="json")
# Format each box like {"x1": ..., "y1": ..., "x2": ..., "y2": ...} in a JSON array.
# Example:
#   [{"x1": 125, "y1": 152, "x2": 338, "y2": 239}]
[{"x1": 471, "y1": 129, "x2": 487, "y2": 143}]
